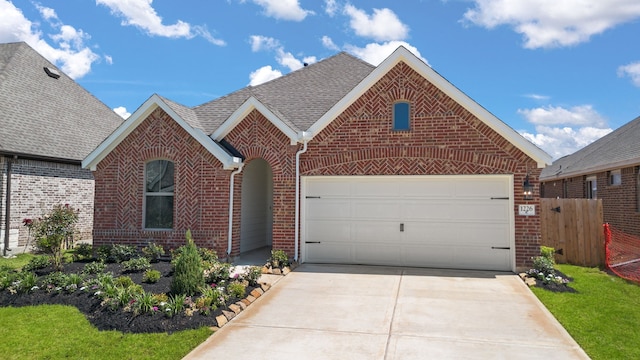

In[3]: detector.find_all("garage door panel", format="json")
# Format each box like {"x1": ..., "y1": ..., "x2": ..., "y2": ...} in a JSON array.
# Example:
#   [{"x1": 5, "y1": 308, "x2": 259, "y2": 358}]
[
  {"x1": 304, "y1": 176, "x2": 513, "y2": 271},
  {"x1": 305, "y1": 200, "x2": 350, "y2": 219},
  {"x1": 353, "y1": 221, "x2": 400, "y2": 243},
  {"x1": 352, "y1": 200, "x2": 401, "y2": 219},
  {"x1": 305, "y1": 221, "x2": 351, "y2": 242},
  {"x1": 306, "y1": 243, "x2": 352, "y2": 263},
  {"x1": 354, "y1": 244, "x2": 401, "y2": 265}
]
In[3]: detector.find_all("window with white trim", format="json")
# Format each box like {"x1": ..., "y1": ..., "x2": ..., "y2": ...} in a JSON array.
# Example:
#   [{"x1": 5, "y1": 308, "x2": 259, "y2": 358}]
[
  {"x1": 586, "y1": 176, "x2": 597, "y2": 199},
  {"x1": 609, "y1": 169, "x2": 621, "y2": 186},
  {"x1": 393, "y1": 101, "x2": 410, "y2": 130},
  {"x1": 144, "y1": 160, "x2": 174, "y2": 229}
]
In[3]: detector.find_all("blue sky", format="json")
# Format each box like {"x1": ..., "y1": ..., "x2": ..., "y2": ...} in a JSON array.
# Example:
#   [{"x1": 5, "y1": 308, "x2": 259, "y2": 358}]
[{"x1": 1, "y1": 0, "x2": 639, "y2": 160}]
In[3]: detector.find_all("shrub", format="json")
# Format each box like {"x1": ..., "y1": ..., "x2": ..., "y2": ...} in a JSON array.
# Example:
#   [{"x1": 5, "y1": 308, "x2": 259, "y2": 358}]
[
  {"x1": 42, "y1": 271, "x2": 68, "y2": 289},
  {"x1": 270, "y1": 249, "x2": 289, "y2": 267},
  {"x1": 96, "y1": 245, "x2": 112, "y2": 263},
  {"x1": 74, "y1": 243, "x2": 94, "y2": 261},
  {"x1": 170, "y1": 230, "x2": 204, "y2": 296},
  {"x1": 82, "y1": 261, "x2": 106, "y2": 275},
  {"x1": 204, "y1": 262, "x2": 231, "y2": 284},
  {"x1": 114, "y1": 276, "x2": 135, "y2": 289},
  {"x1": 22, "y1": 255, "x2": 51, "y2": 272},
  {"x1": 134, "y1": 291, "x2": 156, "y2": 314},
  {"x1": 199, "y1": 248, "x2": 218, "y2": 266},
  {"x1": 227, "y1": 281, "x2": 246, "y2": 298},
  {"x1": 121, "y1": 257, "x2": 151, "y2": 272},
  {"x1": 110, "y1": 244, "x2": 138, "y2": 263},
  {"x1": 242, "y1": 266, "x2": 263, "y2": 286},
  {"x1": 142, "y1": 243, "x2": 165, "y2": 263},
  {"x1": 540, "y1": 246, "x2": 555, "y2": 261},
  {"x1": 142, "y1": 269, "x2": 161, "y2": 283},
  {"x1": 166, "y1": 294, "x2": 187, "y2": 317},
  {"x1": 31, "y1": 204, "x2": 79, "y2": 270}
]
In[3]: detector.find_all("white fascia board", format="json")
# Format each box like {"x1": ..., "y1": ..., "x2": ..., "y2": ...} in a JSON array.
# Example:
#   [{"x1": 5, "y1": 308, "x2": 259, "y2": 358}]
[
  {"x1": 211, "y1": 97, "x2": 299, "y2": 145},
  {"x1": 309, "y1": 46, "x2": 553, "y2": 168},
  {"x1": 82, "y1": 94, "x2": 238, "y2": 171},
  {"x1": 541, "y1": 158, "x2": 640, "y2": 181}
]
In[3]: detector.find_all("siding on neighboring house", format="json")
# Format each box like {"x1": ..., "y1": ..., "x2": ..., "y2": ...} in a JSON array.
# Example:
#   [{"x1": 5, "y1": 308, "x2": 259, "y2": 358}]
[{"x1": 0, "y1": 157, "x2": 95, "y2": 247}]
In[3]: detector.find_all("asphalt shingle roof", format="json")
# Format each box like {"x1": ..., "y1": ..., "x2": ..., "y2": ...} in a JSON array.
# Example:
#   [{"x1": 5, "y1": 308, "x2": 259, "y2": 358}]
[
  {"x1": 189, "y1": 51, "x2": 375, "y2": 134},
  {"x1": 0, "y1": 42, "x2": 123, "y2": 162},
  {"x1": 541, "y1": 115, "x2": 640, "y2": 180}
]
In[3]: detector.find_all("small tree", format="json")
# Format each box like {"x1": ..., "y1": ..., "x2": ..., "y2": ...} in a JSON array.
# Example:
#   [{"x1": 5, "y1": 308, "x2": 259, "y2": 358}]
[
  {"x1": 31, "y1": 204, "x2": 79, "y2": 271},
  {"x1": 170, "y1": 230, "x2": 204, "y2": 296}
]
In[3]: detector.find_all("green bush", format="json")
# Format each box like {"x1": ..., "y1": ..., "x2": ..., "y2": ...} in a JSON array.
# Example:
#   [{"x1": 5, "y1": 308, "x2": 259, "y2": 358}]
[
  {"x1": 114, "y1": 275, "x2": 135, "y2": 289},
  {"x1": 31, "y1": 204, "x2": 79, "y2": 270},
  {"x1": 82, "y1": 261, "x2": 106, "y2": 275},
  {"x1": 270, "y1": 249, "x2": 289, "y2": 267},
  {"x1": 22, "y1": 255, "x2": 51, "y2": 272},
  {"x1": 170, "y1": 230, "x2": 204, "y2": 296},
  {"x1": 227, "y1": 281, "x2": 246, "y2": 298},
  {"x1": 142, "y1": 269, "x2": 162, "y2": 283},
  {"x1": 203, "y1": 261, "x2": 231, "y2": 284},
  {"x1": 110, "y1": 244, "x2": 138, "y2": 263},
  {"x1": 96, "y1": 245, "x2": 112, "y2": 263},
  {"x1": 243, "y1": 266, "x2": 263, "y2": 286},
  {"x1": 73, "y1": 243, "x2": 94, "y2": 260},
  {"x1": 142, "y1": 243, "x2": 165, "y2": 263},
  {"x1": 540, "y1": 246, "x2": 555, "y2": 261},
  {"x1": 121, "y1": 257, "x2": 151, "y2": 272}
]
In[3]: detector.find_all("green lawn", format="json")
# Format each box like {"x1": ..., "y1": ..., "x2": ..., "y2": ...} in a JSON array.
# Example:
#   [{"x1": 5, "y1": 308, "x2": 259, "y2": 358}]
[
  {"x1": 531, "y1": 264, "x2": 640, "y2": 360},
  {"x1": 0, "y1": 253, "x2": 34, "y2": 270},
  {"x1": 0, "y1": 305, "x2": 212, "y2": 360}
]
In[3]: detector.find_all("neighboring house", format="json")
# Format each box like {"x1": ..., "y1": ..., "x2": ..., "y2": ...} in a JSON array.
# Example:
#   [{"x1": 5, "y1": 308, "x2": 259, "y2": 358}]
[
  {"x1": 0, "y1": 42, "x2": 123, "y2": 253},
  {"x1": 541, "y1": 115, "x2": 640, "y2": 238},
  {"x1": 83, "y1": 46, "x2": 551, "y2": 272}
]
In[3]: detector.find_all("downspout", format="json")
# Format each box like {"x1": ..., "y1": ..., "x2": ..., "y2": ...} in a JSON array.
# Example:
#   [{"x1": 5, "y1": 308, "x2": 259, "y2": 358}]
[
  {"x1": 3, "y1": 156, "x2": 15, "y2": 256},
  {"x1": 294, "y1": 134, "x2": 309, "y2": 262},
  {"x1": 227, "y1": 162, "x2": 245, "y2": 258}
]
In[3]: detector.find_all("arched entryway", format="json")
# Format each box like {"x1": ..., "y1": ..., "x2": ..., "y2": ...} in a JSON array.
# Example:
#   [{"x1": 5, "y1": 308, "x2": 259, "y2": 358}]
[{"x1": 240, "y1": 158, "x2": 273, "y2": 255}]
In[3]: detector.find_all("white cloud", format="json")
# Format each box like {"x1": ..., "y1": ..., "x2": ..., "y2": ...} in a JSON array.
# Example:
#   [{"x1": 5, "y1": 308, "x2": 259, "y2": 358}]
[
  {"x1": 618, "y1": 61, "x2": 640, "y2": 87},
  {"x1": 251, "y1": 0, "x2": 313, "y2": 21},
  {"x1": 463, "y1": 0, "x2": 640, "y2": 49},
  {"x1": 250, "y1": 35, "x2": 280, "y2": 52},
  {"x1": 524, "y1": 93, "x2": 550, "y2": 101},
  {"x1": 105, "y1": 55, "x2": 113, "y2": 65},
  {"x1": 276, "y1": 48, "x2": 304, "y2": 71},
  {"x1": 518, "y1": 105, "x2": 607, "y2": 127},
  {"x1": 0, "y1": 0, "x2": 100, "y2": 79},
  {"x1": 321, "y1": 35, "x2": 339, "y2": 51},
  {"x1": 113, "y1": 106, "x2": 130, "y2": 119},
  {"x1": 325, "y1": 0, "x2": 338, "y2": 17},
  {"x1": 345, "y1": 41, "x2": 428, "y2": 66},
  {"x1": 96, "y1": 0, "x2": 225, "y2": 45},
  {"x1": 343, "y1": 4, "x2": 409, "y2": 42},
  {"x1": 518, "y1": 105, "x2": 612, "y2": 159},
  {"x1": 249, "y1": 65, "x2": 282, "y2": 86}
]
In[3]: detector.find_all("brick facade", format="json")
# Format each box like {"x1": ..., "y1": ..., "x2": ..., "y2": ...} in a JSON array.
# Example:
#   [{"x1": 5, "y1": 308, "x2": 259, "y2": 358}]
[
  {"x1": 92, "y1": 107, "x2": 232, "y2": 254},
  {"x1": 0, "y1": 157, "x2": 94, "y2": 248},
  {"x1": 300, "y1": 62, "x2": 542, "y2": 268},
  {"x1": 542, "y1": 166, "x2": 640, "y2": 237},
  {"x1": 91, "y1": 61, "x2": 544, "y2": 269}
]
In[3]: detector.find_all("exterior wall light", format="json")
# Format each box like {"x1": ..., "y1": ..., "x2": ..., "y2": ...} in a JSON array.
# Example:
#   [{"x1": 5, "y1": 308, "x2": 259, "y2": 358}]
[{"x1": 523, "y1": 174, "x2": 534, "y2": 200}]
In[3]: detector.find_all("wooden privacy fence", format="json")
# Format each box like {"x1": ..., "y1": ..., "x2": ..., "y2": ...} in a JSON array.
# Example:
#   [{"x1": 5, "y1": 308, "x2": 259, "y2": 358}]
[{"x1": 540, "y1": 198, "x2": 605, "y2": 267}]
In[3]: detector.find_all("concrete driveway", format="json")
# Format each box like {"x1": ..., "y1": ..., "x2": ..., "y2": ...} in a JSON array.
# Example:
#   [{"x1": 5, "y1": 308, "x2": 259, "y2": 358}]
[{"x1": 184, "y1": 264, "x2": 589, "y2": 360}]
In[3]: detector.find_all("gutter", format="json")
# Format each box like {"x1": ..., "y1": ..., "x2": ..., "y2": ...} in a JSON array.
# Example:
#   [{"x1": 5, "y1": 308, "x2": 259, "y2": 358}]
[
  {"x1": 227, "y1": 160, "x2": 244, "y2": 257},
  {"x1": 3, "y1": 156, "x2": 15, "y2": 256},
  {"x1": 294, "y1": 132, "x2": 312, "y2": 262}
]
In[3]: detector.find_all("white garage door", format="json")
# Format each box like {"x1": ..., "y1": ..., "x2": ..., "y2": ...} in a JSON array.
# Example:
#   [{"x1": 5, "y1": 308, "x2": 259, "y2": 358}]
[{"x1": 302, "y1": 176, "x2": 513, "y2": 271}]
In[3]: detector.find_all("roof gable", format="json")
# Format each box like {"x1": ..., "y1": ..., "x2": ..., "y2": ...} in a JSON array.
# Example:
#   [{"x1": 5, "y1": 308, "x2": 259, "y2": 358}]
[
  {"x1": 0, "y1": 42, "x2": 123, "y2": 162},
  {"x1": 307, "y1": 46, "x2": 552, "y2": 168},
  {"x1": 82, "y1": 94, "x2": 240, "y2": 170}
]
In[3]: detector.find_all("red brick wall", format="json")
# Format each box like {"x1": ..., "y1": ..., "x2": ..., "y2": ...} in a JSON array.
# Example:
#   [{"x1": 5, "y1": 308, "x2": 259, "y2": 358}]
[
  {"x1": 541, "y1": 167, "x2": 640, "y2": 237},
  {"x1": 300, "y1": 62, "x2": 542, "y2": 269},
  {"x1": 223, "y1": 110, "x2": 299, "y2": 256},
  {"x1": 93, "y1": 107, "x2": 231, "y2": 254}
]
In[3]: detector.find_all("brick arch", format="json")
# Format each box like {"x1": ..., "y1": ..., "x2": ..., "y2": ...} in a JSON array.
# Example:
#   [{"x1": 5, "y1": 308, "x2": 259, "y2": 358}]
[
  {"x1": 302, "y1": 147, "x2": 520, "y2": 175},
  {"x1": 239, "y1": 147, "x2": 285, "y2": 176}
]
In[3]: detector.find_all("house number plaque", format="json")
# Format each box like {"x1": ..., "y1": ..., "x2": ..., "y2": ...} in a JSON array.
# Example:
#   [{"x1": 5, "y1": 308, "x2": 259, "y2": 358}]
[{"x1": 519, "y1": 204, "x2": 535, "y2": 216}]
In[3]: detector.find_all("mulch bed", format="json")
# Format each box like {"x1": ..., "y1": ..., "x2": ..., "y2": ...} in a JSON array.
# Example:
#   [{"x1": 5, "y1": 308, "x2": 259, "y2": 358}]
[
  {"x1": 530, "y1": 269, "x2": 577, "y2": 293},
  {"x1": 0, "y1": 260, "x2": 256, "y2": 334}
]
